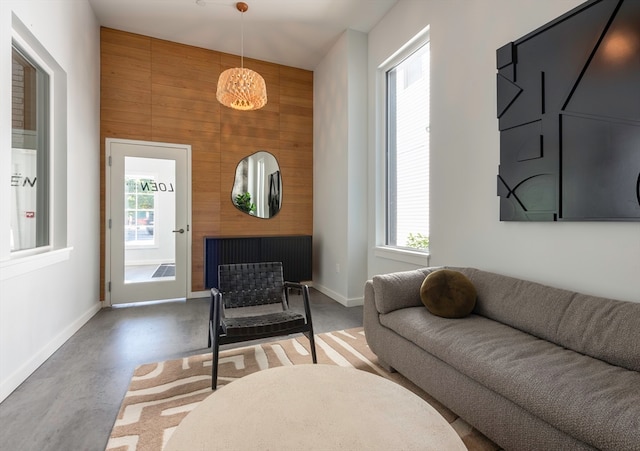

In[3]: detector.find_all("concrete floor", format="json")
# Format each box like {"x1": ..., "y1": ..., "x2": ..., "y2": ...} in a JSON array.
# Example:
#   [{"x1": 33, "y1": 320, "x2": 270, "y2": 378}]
[{"x1": 0, "y1": 289, "x2": 363, "y2": 451}]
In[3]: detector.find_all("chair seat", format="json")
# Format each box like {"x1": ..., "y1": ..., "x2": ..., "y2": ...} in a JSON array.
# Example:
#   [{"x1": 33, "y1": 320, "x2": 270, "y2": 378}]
[{"x1": 224, "y1": 311, "x2": 306, "y2": 337}]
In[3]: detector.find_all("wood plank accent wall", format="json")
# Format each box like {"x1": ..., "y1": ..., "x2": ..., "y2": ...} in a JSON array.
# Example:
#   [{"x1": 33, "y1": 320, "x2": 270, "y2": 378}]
[{"x1": 100, "y1": 28, "x2": 313, "y2": 298}]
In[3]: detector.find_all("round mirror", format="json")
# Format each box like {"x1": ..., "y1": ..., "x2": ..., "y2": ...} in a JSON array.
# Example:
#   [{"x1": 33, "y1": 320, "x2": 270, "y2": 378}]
[{"x1": 231, "y1": 151, "x2": 282, "y2": 219}]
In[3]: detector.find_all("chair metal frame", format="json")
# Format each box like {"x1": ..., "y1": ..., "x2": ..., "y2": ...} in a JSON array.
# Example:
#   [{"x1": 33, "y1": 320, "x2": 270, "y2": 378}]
[{"x1": 208, "y1": 262, "x2": 317, "y2": 389}]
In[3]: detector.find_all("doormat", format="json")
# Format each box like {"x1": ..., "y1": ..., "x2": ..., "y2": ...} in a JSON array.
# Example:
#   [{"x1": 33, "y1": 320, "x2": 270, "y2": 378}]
[{"x1": 152, "y1": 263, "x2": 175, "y2": 278}]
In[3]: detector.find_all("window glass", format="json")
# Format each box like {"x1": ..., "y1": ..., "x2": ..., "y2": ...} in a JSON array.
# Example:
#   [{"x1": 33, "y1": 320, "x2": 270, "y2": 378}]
[
  {"x1": 125, "y1": 176, "x2": 156, "y2": 245},
  {"x1": 386, "y1": 41, "x2": 430, "y2": 251},
  {"x1": 11, "y1": 46, "x2": 50, "y2": 252}
]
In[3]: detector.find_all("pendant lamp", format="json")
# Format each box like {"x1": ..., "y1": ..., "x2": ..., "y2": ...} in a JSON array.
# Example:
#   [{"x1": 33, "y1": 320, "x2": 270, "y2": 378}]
[{"x1": 216, "y1": 2, "x2": 267, "y2": 111}]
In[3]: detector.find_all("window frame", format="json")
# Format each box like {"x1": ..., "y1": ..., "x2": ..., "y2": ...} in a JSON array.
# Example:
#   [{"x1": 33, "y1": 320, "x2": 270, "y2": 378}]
[
  {"x1": 1, "y1": 13, "x2": 69, "y2": 278},
  {"x1": 375, "y1": 26, "x2": 431, "y2": 264},
  {"x1": 124, "y1": 175, "x2": 157, "y2": 248},
  {"x1": 11, "y1": 43, "x2": 51, "y2": 254}
]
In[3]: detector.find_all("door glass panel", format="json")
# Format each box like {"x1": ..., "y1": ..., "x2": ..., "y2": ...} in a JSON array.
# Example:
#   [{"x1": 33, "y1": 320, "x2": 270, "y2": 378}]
[{"x1": 124, "y1": 157, "x2": 176, "y2": 284}]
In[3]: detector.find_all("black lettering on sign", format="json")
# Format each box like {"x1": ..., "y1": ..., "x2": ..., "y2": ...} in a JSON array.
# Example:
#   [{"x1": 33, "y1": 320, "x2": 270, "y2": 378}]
[
  {"x1": 10, "y1": 174, "x2": 37, "y2": 187},
  {"x1": 140, "y1": 181, "x2": 175, "y2": 192}
]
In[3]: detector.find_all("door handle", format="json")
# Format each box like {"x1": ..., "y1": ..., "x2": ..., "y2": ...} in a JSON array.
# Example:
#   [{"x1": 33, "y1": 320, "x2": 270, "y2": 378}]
[{"x1": 172, "y1": 228, "x2": 185, "y2": 234}]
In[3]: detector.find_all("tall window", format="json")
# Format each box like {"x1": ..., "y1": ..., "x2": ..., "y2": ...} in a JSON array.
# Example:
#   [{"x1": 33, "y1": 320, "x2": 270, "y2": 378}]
[
  {"x1": 386, "y1": 37, "x2": 430, "y2": 251},
  {"x1": 11, "y1": 45, "x2": 50, "y2": 252}
]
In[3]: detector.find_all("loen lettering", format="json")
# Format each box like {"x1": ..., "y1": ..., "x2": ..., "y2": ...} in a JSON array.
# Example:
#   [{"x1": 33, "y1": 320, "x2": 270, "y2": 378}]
[
  {"x1": 140, "y1": 181, "x2": 174, "y2": 192},
  {"x1": 11, "y1": 174, "x2": 37, "y2": 187}
]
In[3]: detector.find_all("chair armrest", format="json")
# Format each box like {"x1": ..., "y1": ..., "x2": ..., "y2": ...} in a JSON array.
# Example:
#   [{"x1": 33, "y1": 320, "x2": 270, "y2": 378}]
[
  {"x1": 283, "y1": 282, "x2": 313, "y2": 320},
  {"x1": 284, "y1": 281, "x2": 305, "y2": 290},
  {"x1": 210, "y1": 287, "x2": 223, "y2": 322}
]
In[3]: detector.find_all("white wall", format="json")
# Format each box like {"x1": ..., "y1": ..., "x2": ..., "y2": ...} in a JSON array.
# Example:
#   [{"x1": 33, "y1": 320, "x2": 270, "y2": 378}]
[
  {"x1": 366, "y1": 0, "x2": 640, "y2": 303},
  {"x1": 313, "y1": 29, "x2": 368, "y2": 306},
  {"x1": 345, "y1": 31, "x2": 369, "y2": 302},
  {"x1": 0, "y1": 0, "x2": 101, "y2": 401}
]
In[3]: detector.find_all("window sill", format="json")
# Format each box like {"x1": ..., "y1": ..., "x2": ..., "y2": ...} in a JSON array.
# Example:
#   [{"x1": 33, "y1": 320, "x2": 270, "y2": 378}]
[
  {"x1": 374, "y1": 246, "x2": 430, "y2": 266},
  {"x1": 0, "y1": 247, "x2": 73, "y2": 281}
]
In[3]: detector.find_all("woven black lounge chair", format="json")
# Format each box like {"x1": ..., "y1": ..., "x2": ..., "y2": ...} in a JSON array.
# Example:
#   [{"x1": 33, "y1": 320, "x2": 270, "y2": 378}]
[{"x1": 208, "y1": 261, "x2": 317, "y2": 389}]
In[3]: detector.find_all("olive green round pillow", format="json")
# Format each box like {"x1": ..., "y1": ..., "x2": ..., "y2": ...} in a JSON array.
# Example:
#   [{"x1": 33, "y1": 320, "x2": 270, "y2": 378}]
[{"x1": 420, "y1": 269, "x2": 477, "y2": 318}]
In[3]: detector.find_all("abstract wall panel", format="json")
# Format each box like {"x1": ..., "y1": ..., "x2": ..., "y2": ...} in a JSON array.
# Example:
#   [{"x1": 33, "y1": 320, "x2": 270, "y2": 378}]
[{"x1": 496, "y1": 0, "x2": 640, "y2": 221}]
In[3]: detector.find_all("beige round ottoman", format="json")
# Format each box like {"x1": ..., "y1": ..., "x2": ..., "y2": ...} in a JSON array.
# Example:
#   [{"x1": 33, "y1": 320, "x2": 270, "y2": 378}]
[{"x1": 164, "y1": 364, "x2": 466, "y2": 450}]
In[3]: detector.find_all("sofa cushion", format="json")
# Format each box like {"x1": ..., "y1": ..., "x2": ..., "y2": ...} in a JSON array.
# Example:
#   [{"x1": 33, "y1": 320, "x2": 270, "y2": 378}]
[
  {"x1": 372, "y1": 267, "x2": 438, "y2": 314},
  {"x1": 450, "y1": 267, "x2": 574, "y2": 344},
  {"x1": 451, "y1": 267, "x2": 640, "y2": 372},
  {"x1": 557, "y1": 293, "x2": 640, "y2": 372},
  {"x1": 420, "y1": 269, "x2": 476, "y2": 318},
  {"x1": 380, "y1": 307, "x2": 640, "y2": 450}
]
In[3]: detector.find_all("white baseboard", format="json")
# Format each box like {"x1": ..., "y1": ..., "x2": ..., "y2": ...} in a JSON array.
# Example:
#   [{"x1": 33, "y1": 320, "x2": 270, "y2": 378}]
[
  {"x1": 0, "y1": 302, "x2": 102, "y2": 403},
  {"x1": 189, "y1": 290, "x2": 209, "y2": 299},
  {"x1": 312, "y1": 283, "x2": 364, "y2": 307}
]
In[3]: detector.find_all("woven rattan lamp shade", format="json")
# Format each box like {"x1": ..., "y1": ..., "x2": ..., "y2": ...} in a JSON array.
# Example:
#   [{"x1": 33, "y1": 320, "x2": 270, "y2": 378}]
[
  {"x1": 216, "y1": 67, "x2": 267, "y2": 111},
  {"x1": 215, "y1": 2, "x2": 267, "y2": 111}
]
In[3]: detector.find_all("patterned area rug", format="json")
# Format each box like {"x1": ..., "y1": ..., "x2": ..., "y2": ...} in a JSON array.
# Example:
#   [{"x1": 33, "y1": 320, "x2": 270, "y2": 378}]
[{"x1": 106, "y1": 328, "x2": 499, "y2": 451}]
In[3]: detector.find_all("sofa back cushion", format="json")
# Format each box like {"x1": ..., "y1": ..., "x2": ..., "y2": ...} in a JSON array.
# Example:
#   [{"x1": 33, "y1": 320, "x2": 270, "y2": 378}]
[
  {"x1": 453, "y1": 268, "x2": 573, "y2": 343},
  {"x1": 453, "y1": 267, "x2": 640, "y2": 371},
  {"x1": 557, "y1": 293, "x2": 640, "y2": 371}
]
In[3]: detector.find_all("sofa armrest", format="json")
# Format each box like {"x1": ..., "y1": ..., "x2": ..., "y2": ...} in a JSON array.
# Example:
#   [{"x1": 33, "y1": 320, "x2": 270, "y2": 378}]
[{"x1": 370, "y1": 267, "x2": 440, "y2": 314}]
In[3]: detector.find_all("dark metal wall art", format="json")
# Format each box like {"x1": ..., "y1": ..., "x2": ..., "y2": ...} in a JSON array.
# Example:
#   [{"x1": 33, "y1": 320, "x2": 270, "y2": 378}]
[{"x1": 496, "y1": 0, "x2": 640, "y2": 221}]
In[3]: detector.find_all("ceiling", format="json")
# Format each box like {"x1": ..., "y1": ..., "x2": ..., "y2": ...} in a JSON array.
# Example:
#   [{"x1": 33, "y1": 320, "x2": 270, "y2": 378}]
[{"x1": 88, "y1": 0, "x2": 398, "y2": 70}]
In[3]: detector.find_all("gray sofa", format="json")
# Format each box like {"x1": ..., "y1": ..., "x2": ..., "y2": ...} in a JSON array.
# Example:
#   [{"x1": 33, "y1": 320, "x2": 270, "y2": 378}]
[{"x1": 363, "y1": 267, "x2": 640, "y2": 450}]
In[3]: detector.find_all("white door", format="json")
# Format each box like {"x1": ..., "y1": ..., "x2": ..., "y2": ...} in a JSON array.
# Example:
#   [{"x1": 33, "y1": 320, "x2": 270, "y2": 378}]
[{"x1": 106, "y1": 139, "x2": 190, "y2": 305}]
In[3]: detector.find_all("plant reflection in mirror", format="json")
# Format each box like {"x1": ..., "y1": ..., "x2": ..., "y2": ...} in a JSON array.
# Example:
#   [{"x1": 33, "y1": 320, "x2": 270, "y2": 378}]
[{"x1": 234, "y1": 192, "x2": 256, "y2": 214}]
